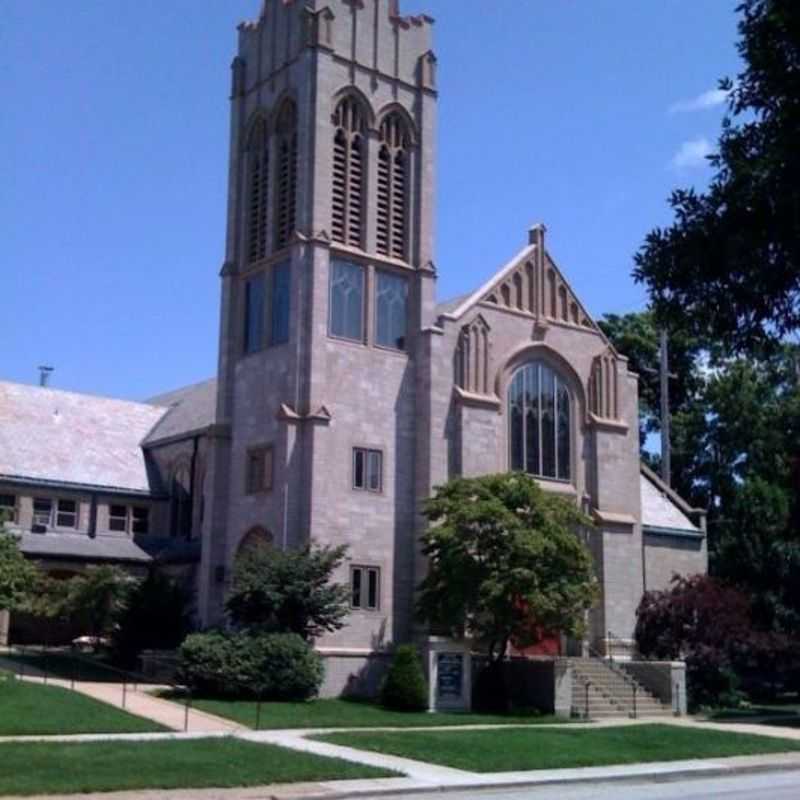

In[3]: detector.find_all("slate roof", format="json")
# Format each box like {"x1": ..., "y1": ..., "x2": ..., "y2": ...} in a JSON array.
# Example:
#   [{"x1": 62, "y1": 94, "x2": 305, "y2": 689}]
[
  {"x1": 0, "y1": 381, "x2": 167, "y2": 494},
  {"x1": 435, "y1": 293, "x2": 471, "y2": 318},
  {"x1": 640, "y1": 467, "x2": 702, "y2": 537},
  {"x1": 17, "y1": 531, "x2": 152, "y2": 564},
  {"x1": 144, "y1": 378, "x2": 217, "y2": 445}
]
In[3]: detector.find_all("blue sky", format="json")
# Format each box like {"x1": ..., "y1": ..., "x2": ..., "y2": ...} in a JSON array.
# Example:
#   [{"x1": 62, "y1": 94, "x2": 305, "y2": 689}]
[{"x1": 2, "y1": 1, "x2": 740, "y2": 401}]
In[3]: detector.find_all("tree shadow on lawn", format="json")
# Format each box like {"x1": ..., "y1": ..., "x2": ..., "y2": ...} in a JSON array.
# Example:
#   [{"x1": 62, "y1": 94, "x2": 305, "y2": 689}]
[{"x1": 4, "y1": 650, "x2": 132, "y2": 684}]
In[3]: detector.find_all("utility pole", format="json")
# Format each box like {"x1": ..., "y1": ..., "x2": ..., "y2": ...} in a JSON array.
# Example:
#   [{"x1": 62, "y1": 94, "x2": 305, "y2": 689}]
[
  {"x1": 643, "y1": 332, "x2": 677, "y2": 487},
  {"x1": 659, "y1": 330, "x2": 671, "y2": 487}
]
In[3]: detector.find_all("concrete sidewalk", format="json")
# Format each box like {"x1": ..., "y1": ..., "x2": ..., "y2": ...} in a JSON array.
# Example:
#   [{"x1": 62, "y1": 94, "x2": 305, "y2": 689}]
[
  {"x1": 3, "y1": 750, "x2": 800, "y2": 800},
  {"x1": 12, "y1": 673, "x2": 241, "y2": 733}
]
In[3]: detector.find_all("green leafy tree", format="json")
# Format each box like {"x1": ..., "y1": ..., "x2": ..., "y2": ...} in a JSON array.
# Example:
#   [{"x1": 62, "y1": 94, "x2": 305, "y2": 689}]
[
  {"x1": 0, "y1": 525, "x2": 37, "y2": 613},
  {"x1": 633, "y1": 0, "x2": 800, "y2": 354},
  {"x1": 598, "y1": 310, "x2": 707, "y2": 505},
  {"x1": 417, "y1": 473, "x2": 598, "y2": 662},
  {"x1": 64, "y1": 566, "x2": 137, "y2": 639},
  {"x1": 112, "y1": 570, "x2": 193, "y2": 667},
  {"x1": 225, "y1": 542, "x2": 350, "y2": 640}
]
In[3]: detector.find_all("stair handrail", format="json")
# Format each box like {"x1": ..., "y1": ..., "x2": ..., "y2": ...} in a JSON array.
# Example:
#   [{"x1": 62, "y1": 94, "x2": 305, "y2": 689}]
[
  {"x1": 584, "y1": 638, "x2": 640, "y2": 718},
  {"x1": 607, "y1": 629, "x2": 675, "y2": 712}
]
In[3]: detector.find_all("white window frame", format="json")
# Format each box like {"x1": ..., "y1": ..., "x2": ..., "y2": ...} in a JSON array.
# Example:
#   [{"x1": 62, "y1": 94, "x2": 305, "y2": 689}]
[
  {"x1": 33, "y1": 497, "x2": 53, "y2": 527},
  {"x1": 55, "y1": 498, "x2": 78, "y2": 529},
  {"x1": 109, "y1": 504, "x2": 129, "y2": 532},
  {"x1": 0, "y1": 494, "x2": 17, "y2": 524},
  {"x1": 352, "y1": 447, "x2": 383, "y2": 493}
]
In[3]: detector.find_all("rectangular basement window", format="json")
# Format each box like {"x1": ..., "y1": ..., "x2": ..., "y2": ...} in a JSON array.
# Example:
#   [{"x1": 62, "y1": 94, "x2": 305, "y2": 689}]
[
  {"x1": 0, "y1": 494, "x2": 17, "y2": 523},
  {"x1": 109, "y1": 505, "x2": 128, "y2": 532},
  {"x1": 33, "y1": 498, "x2": 53, "y2": 526},
  {"x1": 351, "y1": 565, "x2": 380, "y2": 611},
  {"x1": 56, "y1": 499, "x2": 78, "y2": 529}
]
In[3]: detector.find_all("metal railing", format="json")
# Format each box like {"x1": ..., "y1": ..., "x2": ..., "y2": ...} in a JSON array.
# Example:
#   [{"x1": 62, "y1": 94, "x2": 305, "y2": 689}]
[
  {"x1": 606, "y1": 629, "x2": 680, "y2": 716},
  {"x1": 584, "y1": 636, "x2": 640, "y2": 719},
  {"x1": 8, "y1": 644, "x2": 198, "y2": 731}
]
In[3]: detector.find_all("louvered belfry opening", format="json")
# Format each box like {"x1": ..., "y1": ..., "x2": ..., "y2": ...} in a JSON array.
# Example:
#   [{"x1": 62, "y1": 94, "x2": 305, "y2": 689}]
[
  {"x1": 275, "y1": 100, "x2": 298, "y2": 251},
  {"x1": 331, "y1": 96, "x2": 366, "y2": 248},
  {"x1": 247, "y1": 118, "x2": 270, "y2": 263},
  {"x1": 377, "y1": 113, "x2": 410, "y2": 260}
]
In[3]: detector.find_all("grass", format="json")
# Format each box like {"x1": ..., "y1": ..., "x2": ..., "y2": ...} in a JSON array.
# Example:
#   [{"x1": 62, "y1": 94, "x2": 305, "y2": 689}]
[
  {"x1": 317, "y1": 723, "x2": 800, "y2": 772},
  {"x1": 0, "y1": 738, "x2": 396, "y2": 796},
  {"x1": 158, "y1": 694, "x2": 561, "y2": 729},
  {"x1": 0, "y1": 673, "x2": 165, "y2": 735},
  {"x1": 2, "y1": 650, "x2": 125, "y2": 683},
  {"x1": 708, "y1": 704, "x2": 800, "y2": 729}
]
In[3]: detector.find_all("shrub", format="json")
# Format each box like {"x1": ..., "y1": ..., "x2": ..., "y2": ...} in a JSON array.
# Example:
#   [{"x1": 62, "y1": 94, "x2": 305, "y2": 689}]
[
  {"x1": 635, "y1": 574, "x2": 758, "y2": 709},
  {"x1": 380, "y1": 645, "x2": 428, "y2": 711},
  {"x1": 178, "y1": 631, "x2": 323, "y2": 700}
]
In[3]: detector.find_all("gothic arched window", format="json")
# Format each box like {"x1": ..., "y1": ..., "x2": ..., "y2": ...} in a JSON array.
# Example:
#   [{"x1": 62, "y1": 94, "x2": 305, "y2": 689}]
[
  {"x1": 274, "y1": 100, "x2": 298, "y2": 250},
  {"x1": 508, "y1": 361, "x2": 572, "y2": 481},
  {"x1": 331, "y1": 96, "x2": 367, "y2": 248},
  {"x1": 237, "y1": 526, "x2": 274, "y2": 558},
  {"x1": 377, "y1": 112, "x2": 410, "y2": 260},
  {"x1": 246, "y1": 117, "x2": 270, "y2": 263}
]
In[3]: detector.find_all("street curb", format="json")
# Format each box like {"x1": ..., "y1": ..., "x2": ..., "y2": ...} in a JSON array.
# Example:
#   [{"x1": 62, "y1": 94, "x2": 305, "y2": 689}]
[{"x1": 268, "y1": 757, "x2": 800, "y2": 800}]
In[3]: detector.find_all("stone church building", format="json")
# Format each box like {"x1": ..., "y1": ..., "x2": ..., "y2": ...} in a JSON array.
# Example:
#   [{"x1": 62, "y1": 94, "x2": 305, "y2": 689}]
[{"x1": 1, "y1": 0, "x2": 706, "y2": 690}]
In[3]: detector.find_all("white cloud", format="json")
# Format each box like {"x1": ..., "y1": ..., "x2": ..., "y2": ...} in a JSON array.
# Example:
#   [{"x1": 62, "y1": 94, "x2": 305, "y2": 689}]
[
  {"x1": 669, "y1": 87, "x2": 730, "y2": 114},
  {"x1": 670, "y1": 137, "x2": 712, "y2": 170}
]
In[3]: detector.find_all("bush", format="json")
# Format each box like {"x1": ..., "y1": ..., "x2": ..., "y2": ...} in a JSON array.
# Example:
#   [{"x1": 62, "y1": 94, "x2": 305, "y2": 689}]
[
  {"x1": 380, "y1": 645, "x2": 428, "y2": 711},
  {"x1": 635, "y1": 574, "x2": 761, "y2": 709},
  {"x1": 178, "y1": 631, "x2": 323, "y2": 700},
  {"x1": 112, "y1": 571, "x2": 193, "y2": 667}
]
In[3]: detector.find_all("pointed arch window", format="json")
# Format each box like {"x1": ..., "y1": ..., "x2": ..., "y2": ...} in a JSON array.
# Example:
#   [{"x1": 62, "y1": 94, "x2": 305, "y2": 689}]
[
  {"x1": 331, "y1": 96, "x2": 367, "y2": 248},
  {"x1": 377, "y1": 112, "x2": 410, "y2": 261},
  {"x1": 246, "y1": 118, "x2": 270, "y2": 263},
  {"x1": 508, "y1": 362, "x2": 572, "y2": 481},
  {"x1": 274, "y1": 100, "x2": 298, "y2": 250}
]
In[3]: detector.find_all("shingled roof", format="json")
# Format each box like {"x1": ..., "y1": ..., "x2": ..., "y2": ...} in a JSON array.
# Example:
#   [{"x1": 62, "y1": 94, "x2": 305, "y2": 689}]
[
  {"x1": 144, "y1": 377, "x2": 217, "y2": 445},
  {"x1": 0, "y1": 381, "x2": 166, "y2": 494},
  {"x1": 640, "y1": 465, "x2": 703, "y2": 537}
]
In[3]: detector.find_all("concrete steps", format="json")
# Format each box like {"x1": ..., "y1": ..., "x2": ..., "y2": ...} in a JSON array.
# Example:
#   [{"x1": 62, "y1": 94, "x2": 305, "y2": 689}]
[{"x1": 569, "y1": 658, "x2": 673, "y2": 719}]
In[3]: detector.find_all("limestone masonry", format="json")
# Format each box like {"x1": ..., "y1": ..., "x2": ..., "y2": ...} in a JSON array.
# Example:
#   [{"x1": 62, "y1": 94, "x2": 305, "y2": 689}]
[{"x1": 0, "y1": 2, "x2": 706, "y2": 684}]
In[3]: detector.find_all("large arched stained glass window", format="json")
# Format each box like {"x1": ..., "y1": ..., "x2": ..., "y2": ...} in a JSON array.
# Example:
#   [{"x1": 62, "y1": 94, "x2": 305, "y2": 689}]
[{"x1": 508, "y1": 362, "x2": 572, "y2": 481}]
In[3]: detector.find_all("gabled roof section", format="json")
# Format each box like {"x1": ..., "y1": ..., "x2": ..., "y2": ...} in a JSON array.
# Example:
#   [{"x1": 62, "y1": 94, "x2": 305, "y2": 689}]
[
  {"x1": 438, "y1": 226, "x2": 601, "y2": 336},
  {"x1": 0, "y1": 381, "x2": 167, "y2": 494},
  {"x1": 640, "y1": 464, "x2": 704, "y2": 537},
  {"x1": 145, "y1": 378, "x2": 218, "y2": 445}
]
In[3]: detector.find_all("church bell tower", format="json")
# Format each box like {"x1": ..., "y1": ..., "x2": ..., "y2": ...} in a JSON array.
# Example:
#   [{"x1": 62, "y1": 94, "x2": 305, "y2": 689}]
[{"x1": 200, "y1": 0, "x2": 437, "y2": 642}]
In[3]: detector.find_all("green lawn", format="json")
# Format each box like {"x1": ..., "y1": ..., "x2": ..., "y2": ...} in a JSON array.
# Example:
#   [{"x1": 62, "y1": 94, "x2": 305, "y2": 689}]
[
  {"x1": 0, "y1": 738, "x2": 395, "y2": 796},
  {"x1": 708, "y1": 705, "x2": 800, "y2": 729},
  {"x1": 0, "y1": 673, "x2": 164, "y2": 735},
  {"x1": 160, "y1": 694, "x2": 560, "y2": 729},
  {"x1": 2, "y1": 650, "x2": 124, "y2": 683},
  {"x1": 317, "y1": 723, "x2": 800, "y2": 772}
]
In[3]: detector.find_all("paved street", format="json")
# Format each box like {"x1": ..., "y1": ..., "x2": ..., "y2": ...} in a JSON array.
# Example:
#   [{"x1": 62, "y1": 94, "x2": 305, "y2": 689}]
[{"x1": 387, "y1": 769, "x2": 800, "y2": 799}]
